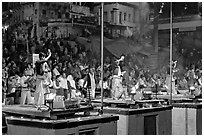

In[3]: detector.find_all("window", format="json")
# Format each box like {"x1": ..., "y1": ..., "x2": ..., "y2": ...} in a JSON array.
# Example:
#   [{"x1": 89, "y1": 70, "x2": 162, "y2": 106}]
[
  {"x1": 111, "y1": 11, "x2": 114, "y2": 23},
  {"x1": 35, "y1": 9, "x2": 37, "y2": 15},
  {"x1": 128, "y1": 14, "x2": 131, "y2": 22},
  {"x1": 51, "y1": 11, "x2": 54, "y2": 18},
  {"x1": 124, "y1": 13, "x2": 127, "y2": 21},
  {"x1": 119, "y1": 12, "x2": 122, "y2": 24},
  {"x1": 58, "y1": 12, "x2": 61, "y2": 18},
  {"x1": 104, "y1": 12, "x2": 108, "y2": 22},
  {"x1": 65, "y1": 12, "x2": 69, "y2": 18},
  {"x1": 42, "y1": 9, "x2": 46, "y2": 15}
]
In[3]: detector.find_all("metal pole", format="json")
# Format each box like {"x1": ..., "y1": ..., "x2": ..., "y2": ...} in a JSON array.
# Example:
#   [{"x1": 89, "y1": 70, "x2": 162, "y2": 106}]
[
  {"x1": 170, "y1": 2, "x2": 173, "y2": 104},
  {"x1": 100, "y1": 2, "x2": 104, "y2": 115}
]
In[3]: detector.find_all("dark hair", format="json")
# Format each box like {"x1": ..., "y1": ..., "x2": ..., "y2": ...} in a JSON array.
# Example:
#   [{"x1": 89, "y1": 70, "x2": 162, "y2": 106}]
[
  {"x1": 121, "y1": 54, "x2": 125, "y2": 57},
  {"x1": 39, "y1": 52, "x2": 46, "y2": 59},
  {"x1": 56, "y1": 75, "x2": 61, "y2": 79},
  {"x1": 140, "y1": 74, "x2": 144, "y2": 78}
]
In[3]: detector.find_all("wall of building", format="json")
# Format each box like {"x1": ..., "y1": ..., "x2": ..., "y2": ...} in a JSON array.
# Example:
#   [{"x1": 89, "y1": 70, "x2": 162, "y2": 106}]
[
  {"x1": 22, "y1": 3, "x2": 34, "y2": 21},
  {"x1": 93, "y1": 3, "x2": 138, "y2": 27},
  {"x1": 31, "y1": 2, "x2": 90, "y2": 39},
  {"x1": 71, "y1": 4, "x2": 91, "y2": 17}
]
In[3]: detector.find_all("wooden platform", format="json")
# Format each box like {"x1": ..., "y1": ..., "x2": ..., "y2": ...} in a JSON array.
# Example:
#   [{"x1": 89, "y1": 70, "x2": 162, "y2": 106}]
[
  {"x1": 92, "y1": 98, "x2": 165, "y2": 108},
  {"x1": 156, "y1": 94, "x2": 197, "y2": 103},
  {"x1": 2, "y1": 105, "x2": 93, "y2": 120}
]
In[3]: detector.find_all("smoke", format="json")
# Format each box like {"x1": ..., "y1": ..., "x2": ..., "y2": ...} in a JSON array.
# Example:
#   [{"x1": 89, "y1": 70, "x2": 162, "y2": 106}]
[{"x1": 139, "y1": 2, "x2": 150, "y2": 20}]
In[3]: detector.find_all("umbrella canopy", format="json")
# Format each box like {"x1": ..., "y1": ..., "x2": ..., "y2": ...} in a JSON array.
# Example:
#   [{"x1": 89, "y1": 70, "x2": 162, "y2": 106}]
[
  {"x1": 105, "y1": 39, "x2": 136, "y2": 58},
  {"x1": 80, "y1": 36, "x2": 154, "y2": 58},
  {"x1": 75, "y1": 36, "x2": 92, "y2": 51}
]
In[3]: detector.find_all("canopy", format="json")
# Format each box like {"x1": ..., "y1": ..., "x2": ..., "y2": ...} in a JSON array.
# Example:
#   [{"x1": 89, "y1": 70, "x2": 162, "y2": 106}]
[
  {"x1": 87, "y1": 36, "x2": 149, "y2": 58},
  {"x1": 105, "y1": 39, "x2": 137, "y2": 58},
  {"x1": 68, "y1": 41, "x2": 77, "y2": 48}
]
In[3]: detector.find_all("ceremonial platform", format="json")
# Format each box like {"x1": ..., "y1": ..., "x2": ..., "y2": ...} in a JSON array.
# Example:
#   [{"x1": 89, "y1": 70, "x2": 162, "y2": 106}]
[
  {"x1": 156, "y1": 94, "x2": 202, "y2": 135},
  {"x1": 2, "y1": 104, "x2": 93, "y2": 120},
  {"x1": 92, "y1": 98, "x2": 172, "y2": 135},
  {"x1": 3, "y1": 105, "x2": 119, "y2": 135},
  {"x1": 172, "y1": 102, "x2": 202, "y2": 135},
  {"x1": 92, "y1": 98, "x2": 165, "y2": 108},
  {"x1": 157, "y1": 94, "x2": 197, "y2": 102}
]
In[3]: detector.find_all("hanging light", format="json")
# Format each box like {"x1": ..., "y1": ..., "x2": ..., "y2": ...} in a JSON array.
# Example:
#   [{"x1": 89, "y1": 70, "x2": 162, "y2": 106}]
[
  {"x1": 159, "y1": 9, "x2": 163, "y2": 14},
  {"x1": 159, "y1": 3, "x2": 164, "y2": 14},
  {"x1": 184, "y1": 4, "x2": 188, "y2": 10}
]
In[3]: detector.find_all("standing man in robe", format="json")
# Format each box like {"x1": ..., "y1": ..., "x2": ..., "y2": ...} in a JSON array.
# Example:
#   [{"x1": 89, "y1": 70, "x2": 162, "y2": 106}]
[{"x1": 34, "y1": 49, "x2": 51, "y2": 108}]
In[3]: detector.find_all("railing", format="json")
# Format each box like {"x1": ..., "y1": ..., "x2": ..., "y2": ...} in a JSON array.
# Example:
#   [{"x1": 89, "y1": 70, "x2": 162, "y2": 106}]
[
  {"x1": 150, "y1": 14, "x2": 201, "y2": 24},
  {"x1": 47, "y1": 17, "x2": 97, "y2": 26}
]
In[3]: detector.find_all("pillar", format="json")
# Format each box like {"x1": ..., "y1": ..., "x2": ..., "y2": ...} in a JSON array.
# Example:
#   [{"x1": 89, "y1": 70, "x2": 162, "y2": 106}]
[{"x1": 153, "y1": 2, "x2": 159, "y2": 53}]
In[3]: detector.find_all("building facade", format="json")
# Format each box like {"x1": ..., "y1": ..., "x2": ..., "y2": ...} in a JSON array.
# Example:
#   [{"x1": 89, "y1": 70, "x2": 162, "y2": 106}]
[
  {"x1": 93, "y1": 2, "x2": 149, "y2": 38},
  {"x1": 5, "y1": 2, "x2": 95, "y2": 41}
]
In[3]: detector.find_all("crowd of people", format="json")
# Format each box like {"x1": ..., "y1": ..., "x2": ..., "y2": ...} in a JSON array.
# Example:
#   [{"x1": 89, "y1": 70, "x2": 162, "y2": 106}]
[{"x1": 2, "y1": 37, "x2": 202, "y2": 106}]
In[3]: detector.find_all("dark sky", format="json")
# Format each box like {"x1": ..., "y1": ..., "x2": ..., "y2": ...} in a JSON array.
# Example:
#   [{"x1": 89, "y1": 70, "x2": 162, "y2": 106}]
[
  {"x1": 2, "y1": 2, "x2": 96, "y2": 12},
  {"x1": 2, "y1": 2, "x2": 200, "y2": 15},
  {"x1": 2, "y1": 2, "x2": 8, "y2": 12}
]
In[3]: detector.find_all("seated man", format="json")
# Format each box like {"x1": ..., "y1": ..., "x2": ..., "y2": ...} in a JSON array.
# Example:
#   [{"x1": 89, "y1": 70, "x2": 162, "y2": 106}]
[{"x1": 178, "y1": 76, "x2": 188, "y2": 90}]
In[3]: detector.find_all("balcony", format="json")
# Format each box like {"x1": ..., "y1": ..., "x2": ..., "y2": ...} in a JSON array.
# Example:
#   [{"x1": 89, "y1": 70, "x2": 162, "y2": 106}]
[
  {"x1": 150, "y1": 14, "x2": 201, "y2": 24},
  {"x1": 71, "y1": 5, "x2": 90, "y2": 16},
  {"x1": 150, "y1": 14, "x2": 202, "y2": 30}
]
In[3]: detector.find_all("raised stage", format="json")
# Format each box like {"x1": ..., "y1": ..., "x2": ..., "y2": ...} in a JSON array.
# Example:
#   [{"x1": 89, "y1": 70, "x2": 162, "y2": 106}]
[
  {"x1": 2, "y1": 104, "x2": 93, "y2": 120},
  {"x1": 3, "y1": 105, "x2": 119, "y2": 135},
  {"x1": 92, "y1": 98, "x2": 172, "y2": 135},
  {"x1": 92, "y1": 98, "x2": 165, "y2": 108}
]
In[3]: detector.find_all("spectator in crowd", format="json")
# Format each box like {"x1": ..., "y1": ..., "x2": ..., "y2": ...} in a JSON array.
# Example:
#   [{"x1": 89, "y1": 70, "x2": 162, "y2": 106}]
[
  {"x1": 58, "y1": 72, "x2": 69, "y2": 99},
  {"x1": 26, "y1": 63, "x2": 34, "y2": 76},
  {"x1": 53, "y1": 75, "x2": 61, "y2": 94},
  {"x1": 67, "y1": 74, "x2": 77, "y2": 98},
  {"x1": 20, "y1": 69, "x2": 32, "y2": 105},
  {"x1": 178, "y1": 76, "x2": 188, "y2": 90},
  {"x1": 52, "y1": 64, "x2": 60, "y2": 78}
]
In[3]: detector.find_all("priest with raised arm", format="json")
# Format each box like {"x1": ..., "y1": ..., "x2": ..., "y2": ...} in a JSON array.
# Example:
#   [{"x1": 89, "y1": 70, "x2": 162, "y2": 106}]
[{"x1": 34, "y1": 49, "x2": 52, "y2": 108}]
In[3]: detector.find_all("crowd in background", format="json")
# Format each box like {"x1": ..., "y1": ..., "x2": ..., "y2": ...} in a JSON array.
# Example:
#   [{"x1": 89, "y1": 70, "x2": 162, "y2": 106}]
[{"x1": 2, "y1": 37, "x2": 202, "y2": 105}]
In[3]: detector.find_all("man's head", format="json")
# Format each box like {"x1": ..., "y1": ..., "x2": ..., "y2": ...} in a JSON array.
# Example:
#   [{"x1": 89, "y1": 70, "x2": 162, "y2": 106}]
[
  {"x1": 56, "y1": 75, "x2": 61, "y2": 81},
  {"x1": 62, "y1": 72, "x2": 66, "y2": 78},
  {"x1": 90, "y1": 67, "x2": 95, "y2": 74},
  {"x1": 120, "y1": 55, "x2": 125, "y2": 61},
  {"x1": 23, "y1": 69, "x2": 28, "y2": 76},
  {"x1": 39, "y1": 52, "x2": 46, "y2": 60}
]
